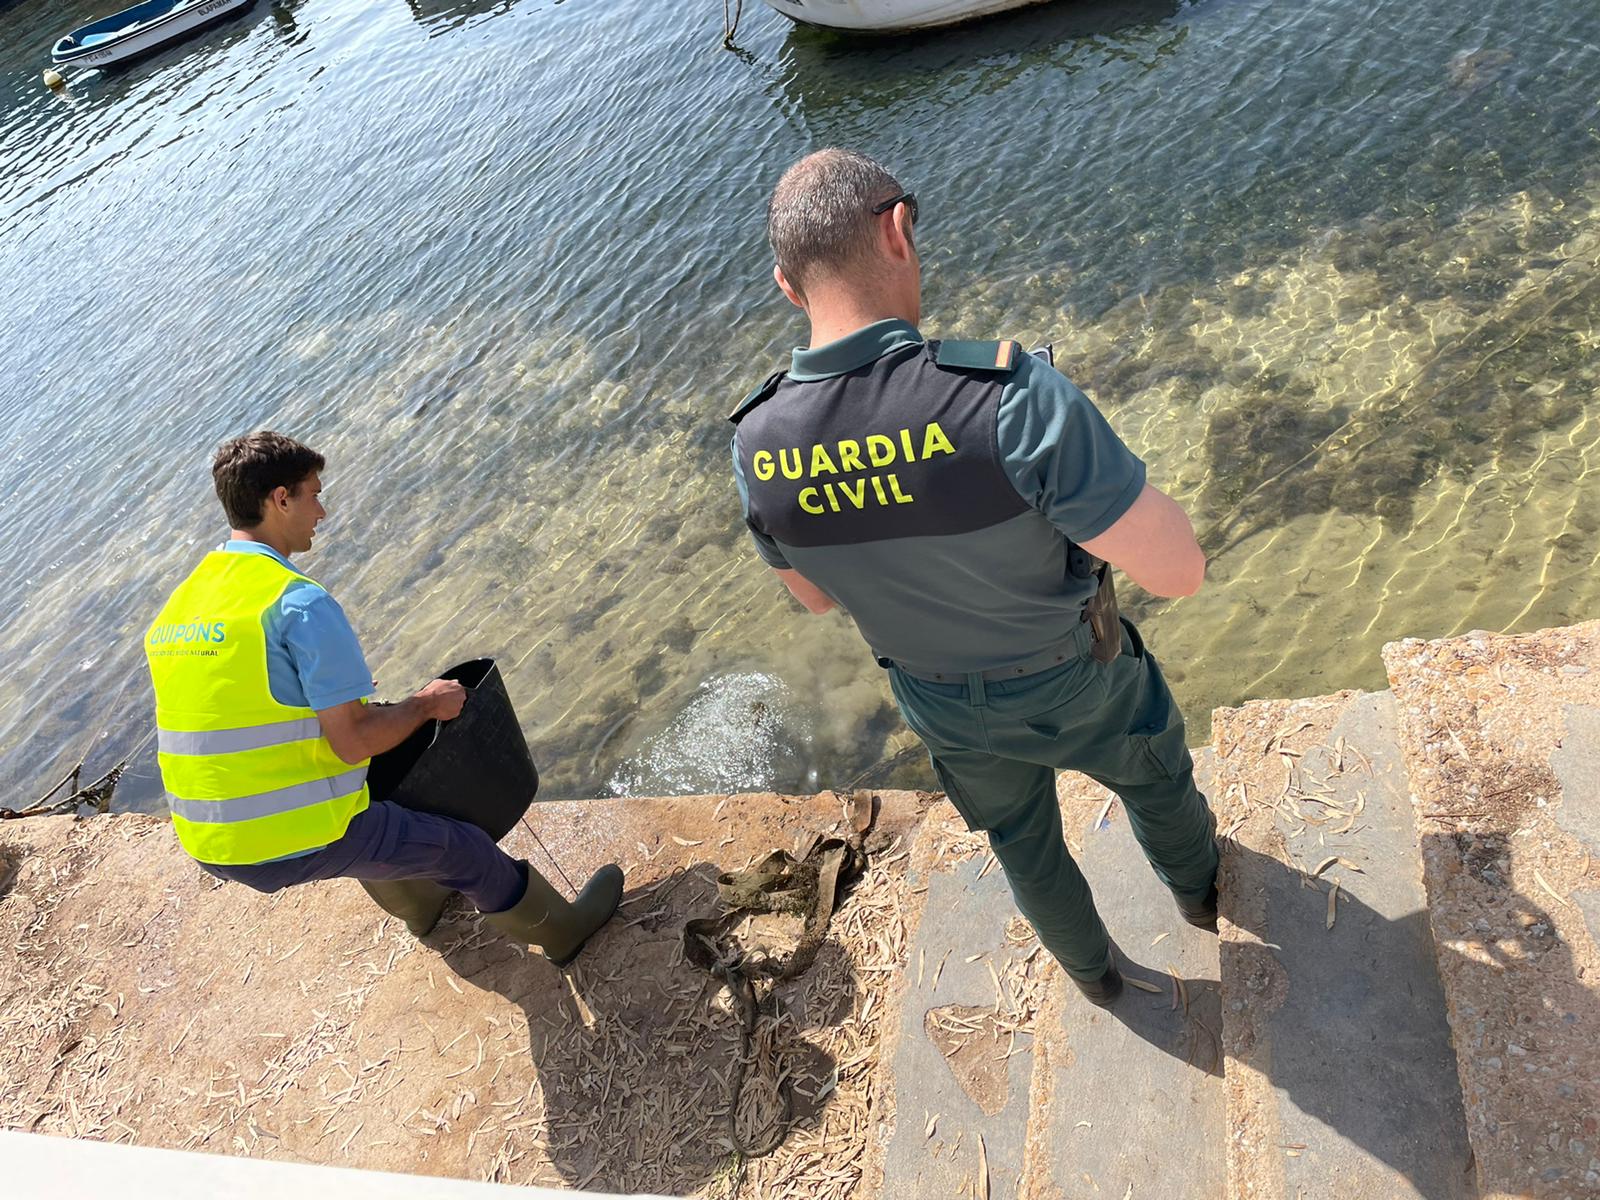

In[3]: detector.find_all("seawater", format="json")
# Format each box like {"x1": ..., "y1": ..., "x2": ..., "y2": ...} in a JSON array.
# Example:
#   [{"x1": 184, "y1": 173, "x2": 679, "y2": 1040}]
[{"x1": 1, "y1": 0, "x2": 1597, "y2": 809}]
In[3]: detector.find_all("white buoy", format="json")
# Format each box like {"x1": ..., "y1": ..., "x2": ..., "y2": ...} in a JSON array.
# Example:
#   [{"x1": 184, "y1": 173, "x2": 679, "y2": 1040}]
[{"x1": 43, "y1": 69, "x2": 66, "y2": 90}]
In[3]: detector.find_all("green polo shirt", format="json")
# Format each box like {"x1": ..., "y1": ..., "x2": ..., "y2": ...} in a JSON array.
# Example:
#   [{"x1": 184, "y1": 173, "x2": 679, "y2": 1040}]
[{"x1": 731, "y1": 320, "x2": 1147, "y2": 675}]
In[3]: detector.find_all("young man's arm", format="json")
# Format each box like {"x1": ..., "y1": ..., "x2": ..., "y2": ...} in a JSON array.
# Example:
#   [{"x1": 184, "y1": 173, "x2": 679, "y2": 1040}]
[
  {"x1": 316, "y1": 682, "x2": 465, "y2": 766},
  {"x1": 277, "y1": 583, "x2": 468, "y2": 765}
]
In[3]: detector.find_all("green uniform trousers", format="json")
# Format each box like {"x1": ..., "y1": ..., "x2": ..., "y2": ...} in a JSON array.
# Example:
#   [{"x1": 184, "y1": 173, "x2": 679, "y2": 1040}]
[{"x1": 887, "y1": 618, "x2": 1218, "y2": 982}]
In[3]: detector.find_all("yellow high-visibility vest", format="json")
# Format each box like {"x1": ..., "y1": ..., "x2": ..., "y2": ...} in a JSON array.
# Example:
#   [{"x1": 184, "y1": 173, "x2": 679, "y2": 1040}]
[{"x1": 144, "y1": 549, "x2": 369, "y2": 865}]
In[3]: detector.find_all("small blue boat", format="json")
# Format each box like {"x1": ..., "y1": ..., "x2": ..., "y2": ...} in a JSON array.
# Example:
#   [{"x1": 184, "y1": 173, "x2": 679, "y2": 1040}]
[{"x1": 52, "y1": 0, "x2": 256, "y2": 69}]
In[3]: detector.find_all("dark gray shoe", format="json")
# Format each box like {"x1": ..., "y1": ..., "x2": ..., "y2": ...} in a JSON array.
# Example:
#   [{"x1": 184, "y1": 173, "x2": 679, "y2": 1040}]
[
  {"x1": 483, "y1": 861, "x2": 624, "y2": 967},
  {"x1": 361, "y1": 878, "x2": 453, "y2": 938},
  {"x1": 1174, "y1": 883, "x2": 1219, "y2": 933},
  {"x1": 1072, "y1": 960, "x2": 1124, "y2": 1008}
]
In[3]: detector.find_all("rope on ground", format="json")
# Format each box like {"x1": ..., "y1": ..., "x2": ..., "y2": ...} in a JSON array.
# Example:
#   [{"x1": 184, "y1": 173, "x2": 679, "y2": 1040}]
[{"x1": 683, "y1": 790, "x2": 877, "y2": 1167}]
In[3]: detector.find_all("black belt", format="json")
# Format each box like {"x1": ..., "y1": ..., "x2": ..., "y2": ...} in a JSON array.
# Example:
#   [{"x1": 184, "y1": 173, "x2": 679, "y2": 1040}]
[{"x1": 877, "y1": 620, "x2": 1094, "y2": 684}]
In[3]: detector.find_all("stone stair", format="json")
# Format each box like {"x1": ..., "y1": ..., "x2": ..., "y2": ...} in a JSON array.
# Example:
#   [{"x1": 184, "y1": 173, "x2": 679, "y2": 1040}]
[
  {"x1": 4, "y1": 624, "x2": 1596, "y2": 1199},
  {"x1": 874, "y1": 620, "x2": 1600, "y2": 1200},
  {"x1": 1381, "y1": 622, "x2": 1600, "y2": 1198},
  {"x1": 876, "y1": 762, "x2": 1227, "y2": 1200},
  {"x1": 1209, "y1": 690, "x2": 1472, "y2": 1200}
]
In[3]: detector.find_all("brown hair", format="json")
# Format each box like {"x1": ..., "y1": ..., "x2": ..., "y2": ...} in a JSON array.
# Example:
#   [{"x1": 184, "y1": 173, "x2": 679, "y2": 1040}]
[
  {"x1": 767, "y1": 148, "x2": 904, "y2": 293},
  {"x1": 211, "y1": 431, "x2": 324, "y2": 529}
]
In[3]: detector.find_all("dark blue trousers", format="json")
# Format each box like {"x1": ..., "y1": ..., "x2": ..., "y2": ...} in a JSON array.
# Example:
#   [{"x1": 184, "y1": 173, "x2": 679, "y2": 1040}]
[{"x1": 200, "y1": 796, "x2": 525, "y2": 914}]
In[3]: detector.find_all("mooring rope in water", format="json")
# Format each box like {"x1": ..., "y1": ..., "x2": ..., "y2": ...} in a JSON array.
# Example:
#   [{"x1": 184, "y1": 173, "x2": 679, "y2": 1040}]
[{"x1": 721, "y1": 0, "x2": 745, "y2": 49}]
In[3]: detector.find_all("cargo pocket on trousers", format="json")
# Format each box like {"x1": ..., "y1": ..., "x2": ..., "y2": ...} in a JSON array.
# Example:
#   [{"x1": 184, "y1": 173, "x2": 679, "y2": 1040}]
[
  {"x1": 928, "y1": 757, "x2": 985, "y2": 833},
  {"x1": 1128, "y1": 649, "x2": 1185, "y2": 782}
]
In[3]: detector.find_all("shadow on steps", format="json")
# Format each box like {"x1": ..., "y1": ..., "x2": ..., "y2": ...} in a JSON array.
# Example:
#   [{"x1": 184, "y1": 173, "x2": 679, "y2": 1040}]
[{"x1": 1213, "y1": 836, "x2": 1581, "y2": 1200}]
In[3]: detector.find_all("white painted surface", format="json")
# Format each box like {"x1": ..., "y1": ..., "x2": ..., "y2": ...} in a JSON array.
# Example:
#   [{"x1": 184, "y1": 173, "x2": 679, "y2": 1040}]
[
  {"x1": 761, "y1": 0, "x2": 1052, "y2": 32},
  {"x1": 0, "y1": 1131, "x2": 672, "y2": 1199}
]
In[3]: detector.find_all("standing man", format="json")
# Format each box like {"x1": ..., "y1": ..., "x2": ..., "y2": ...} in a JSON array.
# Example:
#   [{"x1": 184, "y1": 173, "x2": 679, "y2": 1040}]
[
  {"x1": 144, "y1": 431, "x2": 622, "y2": 967},
  {"x1": 729, "y1": 150, "x2": 1218, "y2": 1006}
]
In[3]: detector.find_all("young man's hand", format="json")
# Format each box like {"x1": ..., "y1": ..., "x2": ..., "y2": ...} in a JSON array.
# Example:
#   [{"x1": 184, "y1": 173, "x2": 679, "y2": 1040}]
[{"x1": 417, "y1": 678, "x2": 467, "y2": 720}]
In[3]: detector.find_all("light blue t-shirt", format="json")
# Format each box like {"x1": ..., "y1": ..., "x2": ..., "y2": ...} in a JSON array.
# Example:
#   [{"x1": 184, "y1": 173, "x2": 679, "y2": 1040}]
[{"x1": 222, "y1": 541, "x2": 375, "y2": 711}]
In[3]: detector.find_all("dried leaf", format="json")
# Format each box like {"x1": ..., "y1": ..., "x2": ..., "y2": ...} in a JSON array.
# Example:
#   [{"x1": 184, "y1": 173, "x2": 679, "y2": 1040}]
[
  {"x1": 1534, "y1": 869, "x2": 1576, "y2": 910},
  {"x1": 978, "y1": 1134, "x2": 990, "y2": 1200},
  {"x1": 925, "y1": 1111, "x2": 939, "y2": 1139},
  {"x1": 1092, "y1": 796, "x2": 1115, "y2": 833},
  {"x1": 1326, "y1": 878, "x2": 1340, "y2": 930},
  {"x1": 1125, "y1": 978, "x2": 1163, "y2": 994},
  {"x1": 670, "y1": 836, "x2": 703, "y2": 847},
  {"x1": 1150, "y1": 932, "x2": 1171, "y2": 948}
]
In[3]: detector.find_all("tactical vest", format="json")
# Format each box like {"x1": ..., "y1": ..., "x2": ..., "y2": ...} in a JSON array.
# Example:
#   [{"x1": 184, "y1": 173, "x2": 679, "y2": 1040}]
[
  {"x1": 145, "y1": 550, "x2": 370, "y2": 865},
  {"x1": 732, "y1": 337, "x2": 1098, "y2": 676},
  {"x1": 733, "y1": 339, "x2": 1027, "y2": 548}
]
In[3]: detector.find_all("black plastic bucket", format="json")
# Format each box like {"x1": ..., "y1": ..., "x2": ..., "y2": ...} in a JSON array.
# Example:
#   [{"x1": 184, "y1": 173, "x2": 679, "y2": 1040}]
[{"x1": 365, "y1": 658, "x2": 539, "y2": 842}]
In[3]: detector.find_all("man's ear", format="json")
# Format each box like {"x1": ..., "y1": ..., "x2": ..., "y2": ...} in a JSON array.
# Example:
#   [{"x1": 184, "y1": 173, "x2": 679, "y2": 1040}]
[
  {"x1": 775, "y1": 264, "x2": 807, "y2": 312},
  {"x1": 267, "y1": 485, "x2": 292, "y2": 515},
  {"x1": 885, "y1": 201, "x2": 915, "y2": 262}
]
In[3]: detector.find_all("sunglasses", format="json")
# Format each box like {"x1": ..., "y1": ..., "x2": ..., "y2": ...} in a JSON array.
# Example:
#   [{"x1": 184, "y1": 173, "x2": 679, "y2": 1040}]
[{"x1": 871, "y1": 192, "x2": 919, "y2": 225}]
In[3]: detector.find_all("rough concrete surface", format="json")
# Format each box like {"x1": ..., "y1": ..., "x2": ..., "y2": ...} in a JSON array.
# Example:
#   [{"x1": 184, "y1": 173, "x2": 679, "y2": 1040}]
[
  {"x1": 1022, "y1": 761, "x2": 1226, "y2": 1200},
  {"x1": 1211, "y1": 691, "x2": 1472, "y2": 1200},
  {"x1": 1384, "y1": 621, "x2": 1600, "y2": 1200},
  {"x1": 0, "y1": 790, "x2": 932, "y2": 1199},
  {"x1": 879, "y1": 806, "x2": 1043, "y2": 1200}
]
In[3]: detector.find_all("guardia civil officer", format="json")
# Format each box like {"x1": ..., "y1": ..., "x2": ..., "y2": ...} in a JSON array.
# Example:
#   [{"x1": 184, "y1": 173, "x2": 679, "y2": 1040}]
[
  {"x1": 729, "y1": 150, "x2": 1218, "y2": 1006},
  {"x1": 143, "y1": 431, "x2": 622, "y2": 966}
]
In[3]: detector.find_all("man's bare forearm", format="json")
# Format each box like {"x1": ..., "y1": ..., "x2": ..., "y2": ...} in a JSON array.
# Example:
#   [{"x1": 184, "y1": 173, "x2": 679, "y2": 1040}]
[
  {"x1": 317, "y1": 680, "x2": 465, "y2": 765},
  {"x1": 774, "y1": 567, "x2": 837, "y2": 614},
  {"x1": 341, "y1": 698, "x2": 435, "y2": 760}
]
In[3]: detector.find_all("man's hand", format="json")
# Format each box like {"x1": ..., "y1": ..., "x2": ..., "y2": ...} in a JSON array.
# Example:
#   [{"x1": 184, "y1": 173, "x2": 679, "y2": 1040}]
[
  {"x1": 418, "y1": 678, "x2": 466, "y2": 720},
  {"x1": 317, "y1": 680, "x2": 470, "y2": 765},
  {"x1": 1080, "y1": 483, "x2": 1206, "y2": 599}
]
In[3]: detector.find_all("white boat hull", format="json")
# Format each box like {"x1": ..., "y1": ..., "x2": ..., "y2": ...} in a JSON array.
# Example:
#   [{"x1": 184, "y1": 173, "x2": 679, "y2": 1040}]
[
  {"x1": 52, "y1": 0, "x2": 254, "y2": 68},
  {"x1": 763, "y1": 0, "x2": 1052, "y2": 32}
]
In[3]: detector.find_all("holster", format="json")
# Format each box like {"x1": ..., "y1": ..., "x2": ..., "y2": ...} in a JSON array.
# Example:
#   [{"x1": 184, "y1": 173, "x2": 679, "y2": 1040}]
[
  {"x1": 1067, "y1": 541, "x2": 1122, "y2": 665},
  {"x1": 1085, "y1": 564, "x2": 1121, "y2": 665}
]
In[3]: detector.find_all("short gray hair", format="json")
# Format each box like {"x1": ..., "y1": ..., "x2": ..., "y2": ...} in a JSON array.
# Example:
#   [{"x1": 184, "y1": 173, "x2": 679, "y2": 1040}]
[{"x1": 766, "y1": 149, "x2": 904, "y2": 292}]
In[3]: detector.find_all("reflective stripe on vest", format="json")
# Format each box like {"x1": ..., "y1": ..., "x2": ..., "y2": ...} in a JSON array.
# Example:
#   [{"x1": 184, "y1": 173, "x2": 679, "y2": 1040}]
[
  {"x1": 157, "y1": 716, "x2": 325, "y2": 756},
  {"x1": 144, "y1": 549, "x2": 370, "y2": 866},
  {"x1": 166, "y1": 765, "x2": 369, "y2": 824}
]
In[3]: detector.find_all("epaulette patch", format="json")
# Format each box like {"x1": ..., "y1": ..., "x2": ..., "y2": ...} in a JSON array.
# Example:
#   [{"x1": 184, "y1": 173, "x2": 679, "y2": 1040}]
[
  {"x1": 728, "y1": 371, "x2": 785, "y2": 424},
  {"x1": 933, "y1": 338, "x2": 1019, "y2": 373}
]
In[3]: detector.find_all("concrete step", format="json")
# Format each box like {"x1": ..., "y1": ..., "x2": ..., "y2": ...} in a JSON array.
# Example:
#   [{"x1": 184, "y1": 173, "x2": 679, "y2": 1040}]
[
  {"x1": 1383, "y1": 622, "x2": 1600, "y2": 1198},
  {"x1": 1210, "y1": 690, "x2": 1474, "y2": 1200},
  {"x1": 877, "y1": 804, "x2": 1045, "y2": 1200},
  {"x1": 877, "y1": 756, "x2": 1229, "y2": 1200},
  {"x1": 0, "y1": 790, "x2": 935, "y2": 1199},
  {"x1": 1021, "y1": 757, "x2": 1226, "y2": 1200}
]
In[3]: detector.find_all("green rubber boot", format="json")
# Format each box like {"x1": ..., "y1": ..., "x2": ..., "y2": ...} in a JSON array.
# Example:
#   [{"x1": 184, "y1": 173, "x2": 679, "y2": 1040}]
[
  {"x1": 360, "y1": 878, "x2": 453, "y2": 937},
  {"x1": 483, "y1": 861, "x2": 624, "y2": 967}
]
